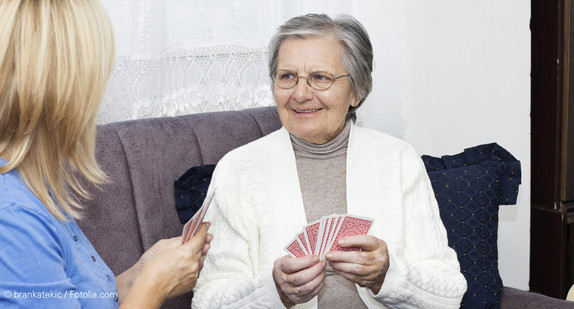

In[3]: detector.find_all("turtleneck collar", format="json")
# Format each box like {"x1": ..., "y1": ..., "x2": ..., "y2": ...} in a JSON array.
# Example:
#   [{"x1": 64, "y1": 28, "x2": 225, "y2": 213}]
[{"x1": 289, "y1": 116, "x2": 352, "y2": 159}]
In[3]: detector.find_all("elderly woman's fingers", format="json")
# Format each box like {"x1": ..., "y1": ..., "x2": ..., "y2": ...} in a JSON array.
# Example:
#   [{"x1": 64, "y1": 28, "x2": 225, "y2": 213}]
[
  {"x1": 273, "y1": 255, "x2": 327, "y2": 306},
  {"x1": 332, "y1": 234, "x2": 380, "y2": 253},
  {"x1": 324, "y1": 235, "x2": 389, "y2": 294},
  {"x1": 298, "y1": 266, "x2": 327, "y2": 294},
  {"x1": 278, "y1": 254, "x2": 320, "y2": 274}
]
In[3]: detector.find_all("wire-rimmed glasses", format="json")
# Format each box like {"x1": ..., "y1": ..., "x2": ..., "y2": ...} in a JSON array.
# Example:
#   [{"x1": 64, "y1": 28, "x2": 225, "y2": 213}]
[{"x1": 270, "y1": 69, "x2": 350, "y2": 91}]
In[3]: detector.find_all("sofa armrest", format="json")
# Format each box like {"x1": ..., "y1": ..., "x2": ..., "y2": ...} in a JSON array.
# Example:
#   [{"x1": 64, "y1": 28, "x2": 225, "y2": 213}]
[{"x1": 501, "y1": 286, "x2": 574, "y2": 308}]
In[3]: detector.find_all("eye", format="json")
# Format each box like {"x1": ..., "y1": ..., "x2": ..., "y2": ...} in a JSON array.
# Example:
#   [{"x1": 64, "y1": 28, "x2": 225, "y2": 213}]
[
  {"x1": 277, "y1": 71, "x2": 296, "y2": 80},
  {"x1": 310, "y1": 72, "x2": 334, "y2": 82}
]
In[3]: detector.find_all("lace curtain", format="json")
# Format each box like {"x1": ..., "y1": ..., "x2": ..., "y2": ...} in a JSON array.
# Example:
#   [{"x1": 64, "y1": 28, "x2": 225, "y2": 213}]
[{"x1": 97, "y1": 0, "x2": 357, "y2": 124}]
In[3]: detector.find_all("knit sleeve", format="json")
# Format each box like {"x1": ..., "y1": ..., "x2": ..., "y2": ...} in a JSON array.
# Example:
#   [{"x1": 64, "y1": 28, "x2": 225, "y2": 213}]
[
  {"x1": 191, "y1": 150, "x2": 286, "y2": 309},
  {"x1": 368, "y1": 143, "x2": 467, "y2": 308}
]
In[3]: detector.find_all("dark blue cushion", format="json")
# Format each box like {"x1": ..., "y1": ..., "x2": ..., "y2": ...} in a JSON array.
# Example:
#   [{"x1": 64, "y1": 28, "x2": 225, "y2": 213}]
[
  {"x1": 422, "y1": 143, "x2": 521, "y2": 309},
  {"x1": 174, "y1": 164, "x2": 216, "y2": 224}
]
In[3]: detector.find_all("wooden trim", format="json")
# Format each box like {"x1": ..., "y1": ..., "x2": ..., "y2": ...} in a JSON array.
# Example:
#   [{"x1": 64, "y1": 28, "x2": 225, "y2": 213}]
[
  {"x1": 563, "y1": 0, "x2": 570, "y2": 202},
  {"x1": 530, "y1": 208, "x2": 569, "y2": 298},
  {"x1": 563, "y1": 0, "x2": 574, "y2": 203},
  {"x1": 531, "y1": 0, "x2": 564, "y2": 211},
  {"x1": 531, "y1": 0, "x2": 572, "y2": 299}
]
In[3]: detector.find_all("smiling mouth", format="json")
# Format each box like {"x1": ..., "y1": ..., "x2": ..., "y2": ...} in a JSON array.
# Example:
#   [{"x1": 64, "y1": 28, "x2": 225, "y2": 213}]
[{"x1": 294, "y1": 108, "x2": 323, "y2": 113}]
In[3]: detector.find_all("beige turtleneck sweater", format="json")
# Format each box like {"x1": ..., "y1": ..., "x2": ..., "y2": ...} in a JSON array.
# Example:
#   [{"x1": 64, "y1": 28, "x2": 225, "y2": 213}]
[{"x1": 290, "y1": 118, "x2": 367, "y2": 309}]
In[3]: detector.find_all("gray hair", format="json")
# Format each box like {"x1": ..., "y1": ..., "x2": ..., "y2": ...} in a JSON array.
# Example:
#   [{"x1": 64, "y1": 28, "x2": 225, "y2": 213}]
[{"x1": 268, "y1": 14, "x2": 373, "y2": 118}]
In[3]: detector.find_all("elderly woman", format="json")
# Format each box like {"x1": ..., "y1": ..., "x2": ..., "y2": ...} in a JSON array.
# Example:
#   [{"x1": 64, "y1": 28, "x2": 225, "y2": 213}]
[
  {"x1": 192, "y1": 14, "x2": 466, "y2": 308},
  {"x1": 0, "y1": 1, "x2": 211, "y2": 308}
]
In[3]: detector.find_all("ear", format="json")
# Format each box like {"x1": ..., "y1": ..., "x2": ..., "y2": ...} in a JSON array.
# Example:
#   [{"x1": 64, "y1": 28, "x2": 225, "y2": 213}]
[{"x1": 350, "y1": 96, "x2": 362, "y2": 107}]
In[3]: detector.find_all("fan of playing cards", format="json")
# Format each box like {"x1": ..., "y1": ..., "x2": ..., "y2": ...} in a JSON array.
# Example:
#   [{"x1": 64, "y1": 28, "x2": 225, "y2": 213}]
[
  {"x1": 285, "y1": 214, "x2": 374, "y2": 260},
  {"x1": 181, "y1": 186, "x2": 216, "y2": 244}
]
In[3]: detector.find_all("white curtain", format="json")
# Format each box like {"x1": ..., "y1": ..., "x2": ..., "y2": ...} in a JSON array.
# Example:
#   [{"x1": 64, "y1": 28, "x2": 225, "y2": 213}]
[{"x1": 97, "y1": 0, "x2": 357, "y2": 124}]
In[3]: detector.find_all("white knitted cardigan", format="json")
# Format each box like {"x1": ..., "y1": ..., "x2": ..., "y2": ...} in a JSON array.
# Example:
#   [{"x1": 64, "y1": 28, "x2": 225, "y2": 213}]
[{"x1": 192, "y1": 124, "x2": 467, "y2": 309}]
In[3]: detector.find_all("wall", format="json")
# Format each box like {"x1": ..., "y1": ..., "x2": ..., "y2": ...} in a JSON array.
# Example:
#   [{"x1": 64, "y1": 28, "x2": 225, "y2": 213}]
[{"x1": 356, "y1": 1, "x2": 531, "y2": 289}]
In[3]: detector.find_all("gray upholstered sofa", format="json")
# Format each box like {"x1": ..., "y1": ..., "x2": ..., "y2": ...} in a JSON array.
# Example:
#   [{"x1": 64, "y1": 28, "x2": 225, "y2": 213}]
[{"x1": 79, "y1": 106, "x2": 574, "y2": 308}]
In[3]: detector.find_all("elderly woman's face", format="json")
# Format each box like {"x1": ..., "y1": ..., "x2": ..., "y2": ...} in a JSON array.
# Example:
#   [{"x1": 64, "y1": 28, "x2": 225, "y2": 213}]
[{"x1": 274, "y1": 36, "x2": 358, "y2": 144}]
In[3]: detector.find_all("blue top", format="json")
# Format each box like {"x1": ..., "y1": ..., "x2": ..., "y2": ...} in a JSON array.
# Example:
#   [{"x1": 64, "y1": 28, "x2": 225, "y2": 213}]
[{"x1": 0, "y1": 158, "x2": 118, "y2": 309}]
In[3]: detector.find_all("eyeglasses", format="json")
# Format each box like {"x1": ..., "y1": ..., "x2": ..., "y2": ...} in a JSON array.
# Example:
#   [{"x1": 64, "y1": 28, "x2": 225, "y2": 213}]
[{"x1": 270, "y1": 69, "x2": 350, "y2": 91}]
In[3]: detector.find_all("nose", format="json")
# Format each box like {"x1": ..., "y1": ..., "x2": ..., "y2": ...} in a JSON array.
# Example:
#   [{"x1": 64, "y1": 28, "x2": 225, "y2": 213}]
[
  {"x1": 296, "y1": 75, "x2": 309, "y2": 85},
  {"x1": 292, "y1": 76, "x2": 313, "y2": 102}
]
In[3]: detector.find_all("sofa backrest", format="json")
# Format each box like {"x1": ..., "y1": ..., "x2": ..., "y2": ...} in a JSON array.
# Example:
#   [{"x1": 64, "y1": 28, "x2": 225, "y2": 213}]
[{"x1": 78, "y1": 106, "x2": 281, "y2": 308}]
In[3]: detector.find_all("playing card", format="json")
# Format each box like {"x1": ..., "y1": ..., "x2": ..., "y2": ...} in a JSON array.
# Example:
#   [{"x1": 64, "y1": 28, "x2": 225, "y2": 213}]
[
  {"x1": 322, "y1": 216, "x2": 340, "y2": 259},
  {"x1": 314, "y1": 217, "x2": 326, "y2": 257},
  {"x1": 314, "y1": 218, "x2": 325, "y2": 255},
  {"x1": 189, "y1": 188, "x2": 215, "y2": 235},
  {"x1": 181, "y1": 217, "x2": 194, "y2": 244},
  {"x1": 181, "y1": 217, "x2": 194, "y2": 243},
  {"x1": 325, "y1": 215, "x2": 343, "y2": 254},
  {"x1": 297, "y1": 231, "x2": 310, "y2": 255},
  {"x1": 181, "y1": 185, "x2": 216, "y2": 244},
  {"x1": 319, "y1": 216, "x2": 337, "y2": 259},
  {"x1": 285, "y1": 238, "x2": 306, "y2": 257},
  {"x1": 304, "y1": 220, "x2": 321, "y2": 255},
  {"x1": 329, "y1": 215, "x2": 373, "y2": 252}
]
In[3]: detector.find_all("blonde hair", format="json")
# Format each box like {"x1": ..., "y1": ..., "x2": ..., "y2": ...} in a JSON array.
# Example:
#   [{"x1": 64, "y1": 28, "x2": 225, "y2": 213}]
[{"x1": 0, "y1": 0, "x2": 115, "y2": 220}]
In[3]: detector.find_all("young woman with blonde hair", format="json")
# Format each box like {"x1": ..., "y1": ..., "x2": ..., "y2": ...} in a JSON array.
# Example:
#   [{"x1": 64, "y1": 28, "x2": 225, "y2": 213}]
[{"x1": 0, "y1": 1, "x2": 212, "y2": 308}]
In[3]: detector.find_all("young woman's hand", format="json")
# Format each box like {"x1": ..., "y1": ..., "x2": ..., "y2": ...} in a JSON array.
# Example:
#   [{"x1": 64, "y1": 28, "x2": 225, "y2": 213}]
[{"x1": 118, "y1": 222, "x2": 212, "y2": 308}]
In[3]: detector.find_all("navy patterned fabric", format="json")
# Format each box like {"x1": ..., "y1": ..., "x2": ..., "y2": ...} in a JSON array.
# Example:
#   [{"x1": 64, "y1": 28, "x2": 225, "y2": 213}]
[
  {"x1": 422, "y1": 143, "x2": 521, "y2": 309},
  {"x1": 174, "y1": 164, "x2": 216, "y2": 224}
]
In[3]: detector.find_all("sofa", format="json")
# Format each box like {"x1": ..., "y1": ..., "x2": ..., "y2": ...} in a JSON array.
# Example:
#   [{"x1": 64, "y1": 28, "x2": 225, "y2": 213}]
[{"x1": 79, "y1": 106, "x2": 574, "y2": 308}]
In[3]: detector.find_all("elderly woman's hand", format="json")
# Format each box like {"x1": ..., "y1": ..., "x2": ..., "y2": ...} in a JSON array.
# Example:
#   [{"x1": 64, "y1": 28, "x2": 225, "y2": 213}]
[
  {"x1": 324, "y1": 235, "x2": 389, "y2": 294},
  {"x1": 272, "y1": 255, "x2": 327, "y2": 307}
]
